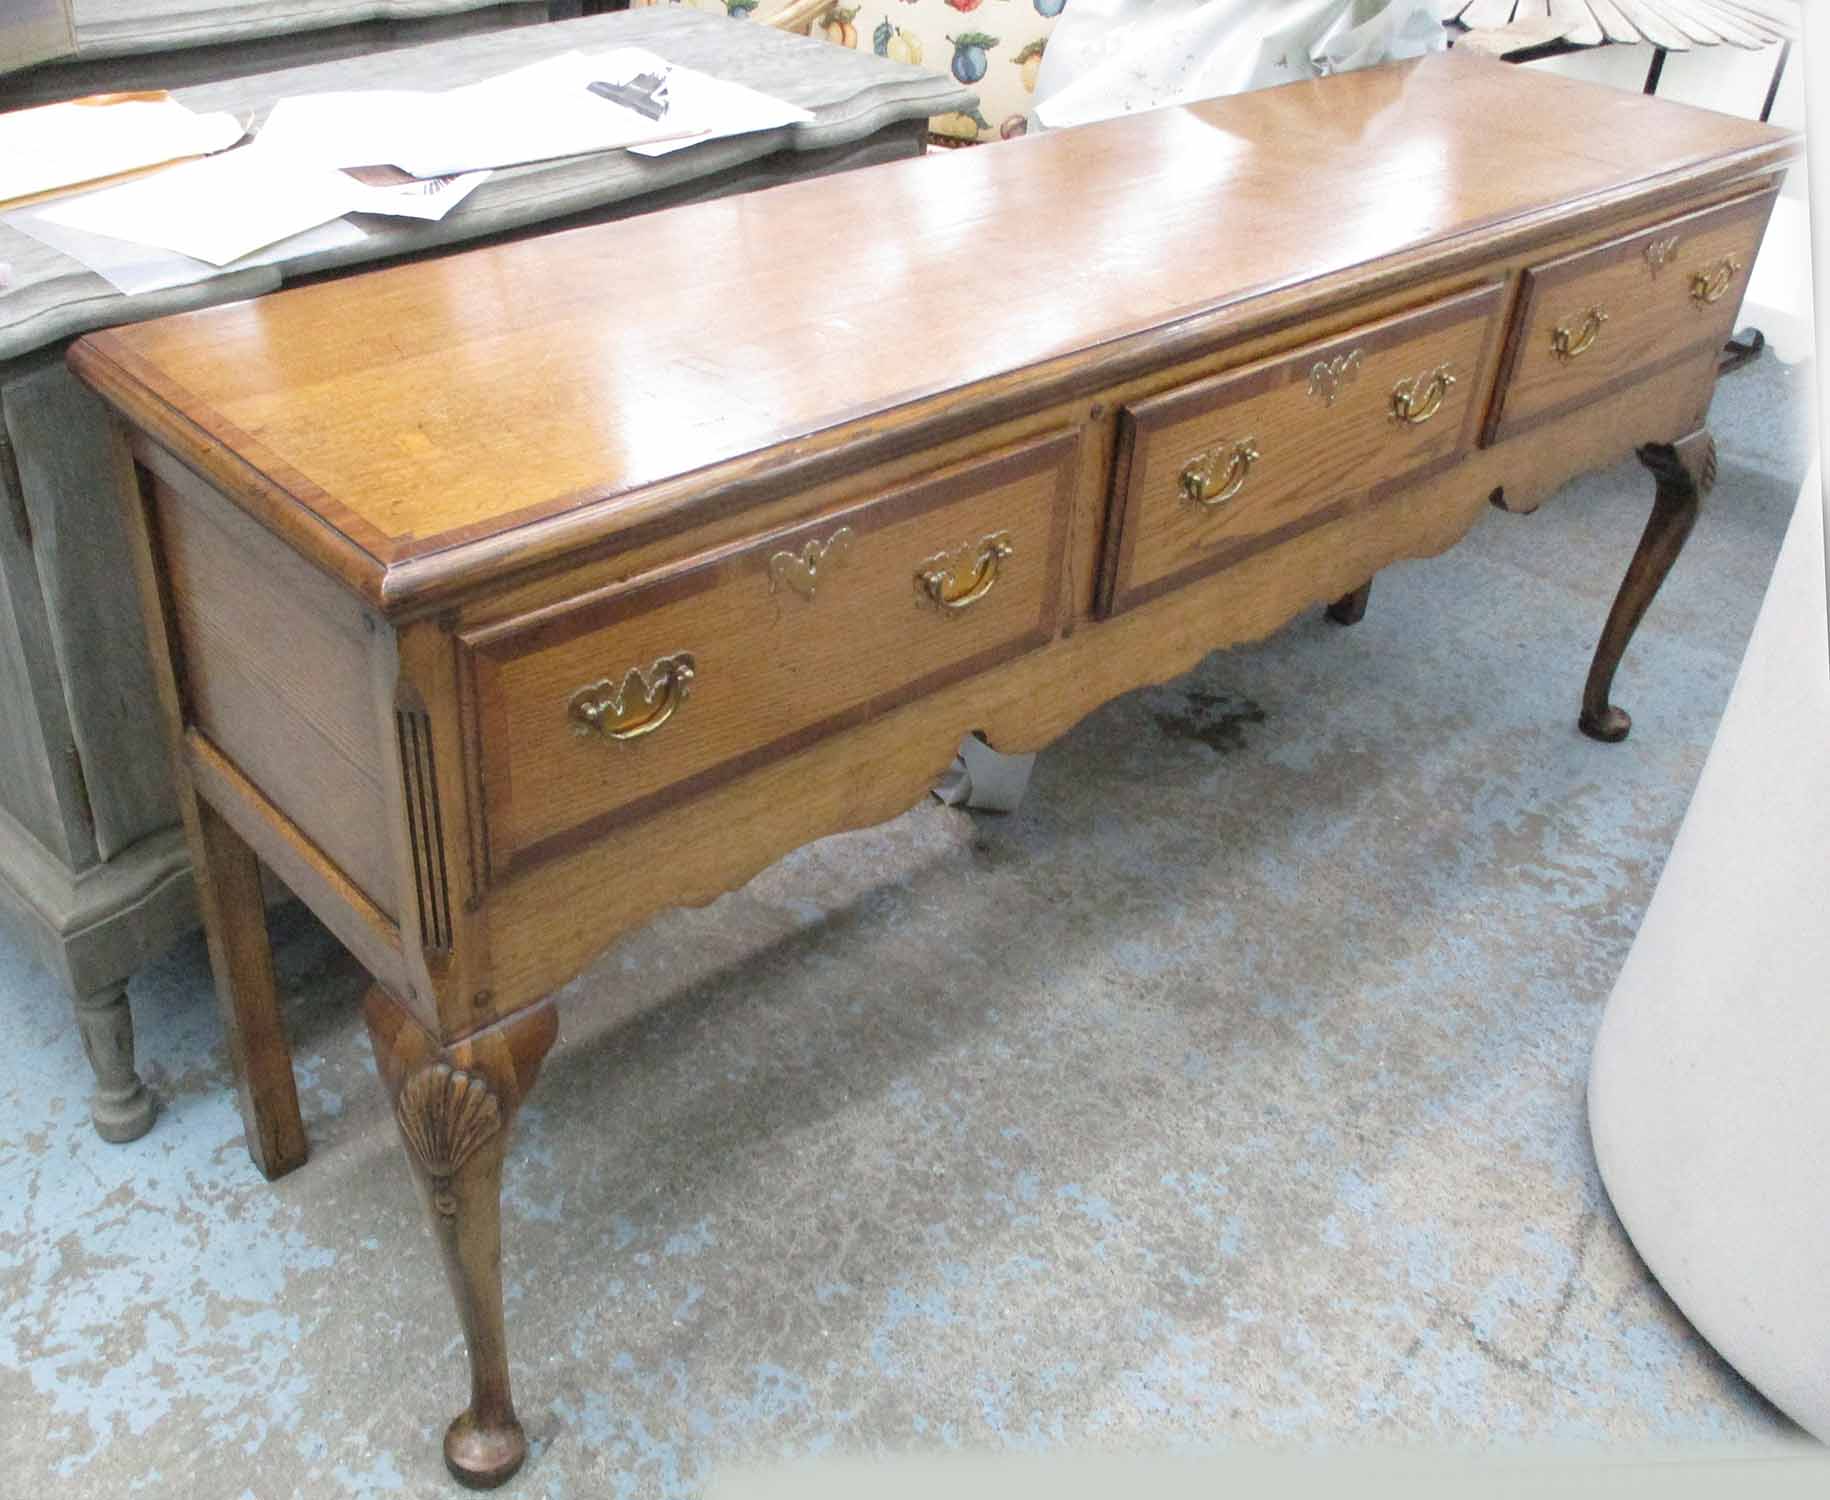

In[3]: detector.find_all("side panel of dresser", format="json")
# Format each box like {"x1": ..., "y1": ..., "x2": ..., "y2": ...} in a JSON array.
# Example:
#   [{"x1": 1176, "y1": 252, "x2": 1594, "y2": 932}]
[
  {"x1": 141, "y1": 448, "x2": 396, "y2": 918},
  {"x1": 114, "y1": 430, "x2": 436, "y2": 1170},
  {"x1": 128, "y1": 441, "x2": 421, "y2": 985}
]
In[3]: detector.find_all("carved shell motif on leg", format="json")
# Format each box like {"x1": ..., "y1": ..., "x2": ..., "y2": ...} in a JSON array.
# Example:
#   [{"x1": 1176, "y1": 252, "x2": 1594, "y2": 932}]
[{"x1": 395, "y1": 1063, "x2": 502, "y2": 1216}]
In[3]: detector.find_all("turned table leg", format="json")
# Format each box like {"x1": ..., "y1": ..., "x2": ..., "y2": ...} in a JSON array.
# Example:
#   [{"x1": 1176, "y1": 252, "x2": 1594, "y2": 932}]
[
  {"x1": 364, "y1": 987, "x2": 558, "y2": 1490},
  {"x1": 1326, "y1": 579, "x2": 1373, "y2": 626},
  {"x1": 72, "y1": 982, "x2": 156, "y2": 1142},
  {"x1": 1580, "y1": 428, "x2": 1716, "y2": 743}
]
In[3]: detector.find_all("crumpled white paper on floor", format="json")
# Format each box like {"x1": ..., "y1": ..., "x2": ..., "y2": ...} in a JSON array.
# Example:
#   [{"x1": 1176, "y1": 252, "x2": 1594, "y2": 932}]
[{"x1": 1034, "y1": 0, "x2": 1448, "y2": 130}]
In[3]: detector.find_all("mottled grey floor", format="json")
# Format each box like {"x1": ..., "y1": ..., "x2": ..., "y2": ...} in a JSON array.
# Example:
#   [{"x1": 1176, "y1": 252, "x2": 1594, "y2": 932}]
[{"x1": 1, "y1": 354, "x2": 1819, "y2": 1498}]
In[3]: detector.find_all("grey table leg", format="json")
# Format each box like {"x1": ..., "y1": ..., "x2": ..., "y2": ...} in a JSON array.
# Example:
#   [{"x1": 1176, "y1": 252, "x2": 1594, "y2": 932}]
[{"x1": 72, "y1": 981, "x2": 157, "y2": 1143}]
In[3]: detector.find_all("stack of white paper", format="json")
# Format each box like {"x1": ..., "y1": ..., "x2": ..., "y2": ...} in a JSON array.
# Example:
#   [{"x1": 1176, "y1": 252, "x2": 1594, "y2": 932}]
[
  {"x1": 253, "y1": 50, "x2": 695, "y2": 175},
  {"x1": 252, "y1": 49, "x2": 814, "y2": 176},
  {"x1": 342, "y1": 168, "x2": 492, "y2": 223},
  {"x1": 4, "y1": 48, "x2": 813, "y2": 291},
  {"x1": 21, "y1": 152, "x2": 490, "y2": 270},
  {"x1": 0, "y1": 93, "x2": 245, "y2": 207},
  {"x1": 8, "y1": 210, "x2": 369, "y2": 298},
  {"x1": 34, "y1": 149, "x2": 355, "y2": 267}
]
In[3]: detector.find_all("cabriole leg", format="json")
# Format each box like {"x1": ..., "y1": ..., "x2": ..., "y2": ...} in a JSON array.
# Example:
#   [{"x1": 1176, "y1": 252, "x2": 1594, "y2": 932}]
[
  {"x1": 1580, "y1": 428, "x2": 1716, "y2": 743},
  {"x1": 364, "y1": 986, "x2": 558, "y2": 1490},
  {"x1": 72, "y1": 982, "x2": 156, "y2": 1142},
  {"x1": 1719, "y1": 328, "x2": 1765, "y2": 376}
]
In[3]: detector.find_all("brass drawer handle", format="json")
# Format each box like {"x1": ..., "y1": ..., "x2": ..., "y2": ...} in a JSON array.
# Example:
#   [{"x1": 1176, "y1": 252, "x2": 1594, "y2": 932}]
[
  {"x1": 1690, "y1": 256, "x2": 1742, "y2": 307},
  {"x1": 1390, "y1": 363, "x2": 1456, "y2": 426},
  {"x1": 1180, "y1": 438, "x2": 1260, "y2": 509},
  {"x1": 917, "y1": 531, "x2": 1014, "y2": 614},
  {"x1": 1307, "y1": 349, "x2": 1363, "y2": 406},
  {"x1": 1551, "y1": 307, "x2": 1607, "y2": 362},
  {"x1": 768, "y1": 525, "x2": 853, "y2": 602},
  {"x1": 568, "y1": 652, "x2": 696, "y2": 743}
]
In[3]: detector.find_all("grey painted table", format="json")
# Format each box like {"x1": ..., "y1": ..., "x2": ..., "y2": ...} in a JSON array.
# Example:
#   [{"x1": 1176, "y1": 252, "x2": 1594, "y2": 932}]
[
  {"x1": 0, "y1": 8, "x2": 970, "y2": 1142},
  {"x1": 1, "y1": 2, "x2": 555, "y2": 107}
]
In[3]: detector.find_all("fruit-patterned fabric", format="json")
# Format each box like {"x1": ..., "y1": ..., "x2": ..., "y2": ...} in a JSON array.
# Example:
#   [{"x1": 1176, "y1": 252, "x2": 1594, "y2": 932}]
[{"x1": 628, "y1": 0, "x2": 1065, "y2": 143}]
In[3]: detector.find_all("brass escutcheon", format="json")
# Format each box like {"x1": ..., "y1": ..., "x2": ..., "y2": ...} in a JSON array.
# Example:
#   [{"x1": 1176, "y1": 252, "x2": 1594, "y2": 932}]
[
  {"x1": 1550, "y1": 306, "x2": 1607, "y2": 363},
  {"x1": 568, "y1": 652, "x2": 696, "y2": 743},
  {"x1": 1390, "y1": 363, "x2": 1456, "y2": 426},
  {"x1": 1644, "y1": 235, "x2": 1681, "y2": 275},
  {"x1": 1180, "y1": 438, "x2": 1260, "y2": 509},
  {"x1": 1690, "y1": 256, "x2": 1741, "y2": 307},
  {"x1": 768, "y1": 525, "x2": 854, "y2": 602},
  {"x1": 916, "y1": 532, "x2": 1014, "y2": 614},
  {"x1": 1307, "y1": 349, "x2": 1363, "y2": 407}
]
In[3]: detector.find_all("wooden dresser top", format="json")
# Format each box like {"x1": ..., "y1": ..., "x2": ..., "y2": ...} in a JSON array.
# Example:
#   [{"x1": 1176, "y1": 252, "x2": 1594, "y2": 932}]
[{"x1": 72, "y1": 49, "x2": 1795, "y2": 614}]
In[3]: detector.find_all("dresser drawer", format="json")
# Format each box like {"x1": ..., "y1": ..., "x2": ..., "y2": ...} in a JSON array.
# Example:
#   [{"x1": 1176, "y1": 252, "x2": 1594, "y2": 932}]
[
  {"x1": 460, "y1": 430, "x2": 1079, "y2": 875},
  {"x1": 1099, "y1": 283, "x2": 1504, "y2": 616},
  {"x1": 1485, "y1": 187, "x2": 1777, "y2": 444}
]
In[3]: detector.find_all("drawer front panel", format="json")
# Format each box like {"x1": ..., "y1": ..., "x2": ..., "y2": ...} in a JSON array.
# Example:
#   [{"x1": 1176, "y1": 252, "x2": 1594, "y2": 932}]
[
  {"x1": 1486, "y1": 187, "x2": 1777, "y2": 444},
  {"x1": 1101, "y1": 282, "x2": 1504, "y2": 616},
  {"x1": 462, "y1": 430, "x2": 1079, "y2": 875}
]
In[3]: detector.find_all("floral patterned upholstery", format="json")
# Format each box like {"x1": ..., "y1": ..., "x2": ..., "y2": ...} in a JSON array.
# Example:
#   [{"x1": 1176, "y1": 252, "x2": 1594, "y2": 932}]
[{"x1": 631, "y1": 0, "x2": 1066, "y2": 143}]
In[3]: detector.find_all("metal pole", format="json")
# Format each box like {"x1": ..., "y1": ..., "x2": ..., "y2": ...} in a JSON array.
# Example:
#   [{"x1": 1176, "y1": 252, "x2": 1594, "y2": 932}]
[
  {"x1": 1760, "y1": 38, "x2": 1792, "y2": 123},
  {"x1": 1643, "y1": 45, "x2": 1668, "y2": 95}
]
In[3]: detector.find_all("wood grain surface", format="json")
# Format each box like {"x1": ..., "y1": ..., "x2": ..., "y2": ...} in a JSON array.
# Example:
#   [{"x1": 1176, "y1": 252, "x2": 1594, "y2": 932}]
[{"x1": 147, "y1": 449, "x2": 396, "y2": 914}]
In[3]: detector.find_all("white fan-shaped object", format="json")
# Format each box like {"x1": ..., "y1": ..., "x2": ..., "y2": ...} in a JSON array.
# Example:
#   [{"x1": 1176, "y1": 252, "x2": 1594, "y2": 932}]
[{"x1": 1455, "y1": 0, "x2": 1795, "y2": 51}]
